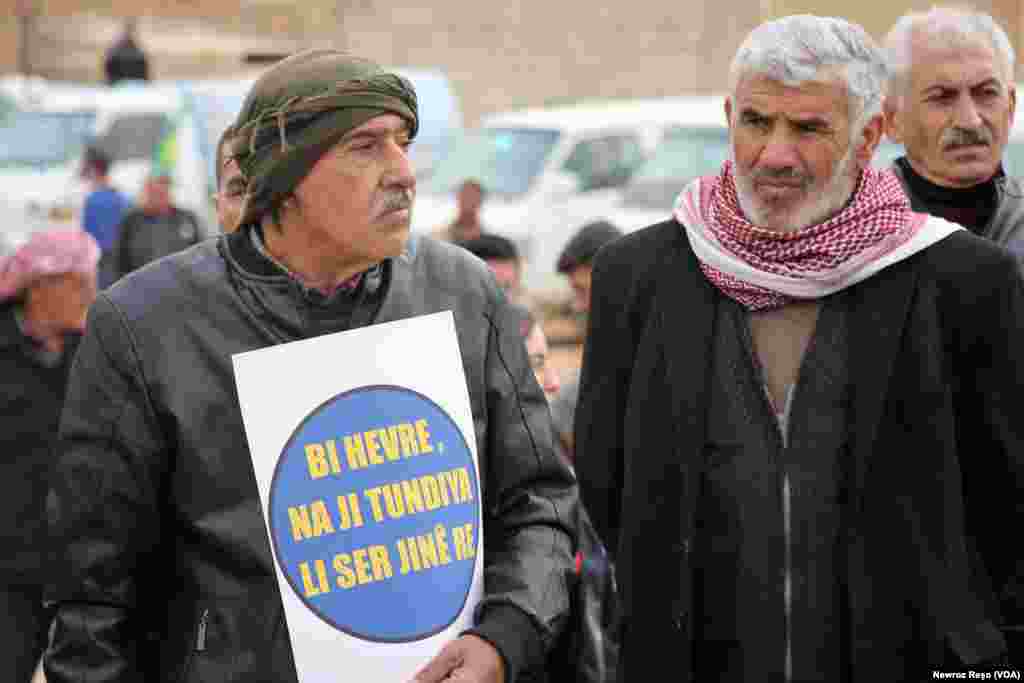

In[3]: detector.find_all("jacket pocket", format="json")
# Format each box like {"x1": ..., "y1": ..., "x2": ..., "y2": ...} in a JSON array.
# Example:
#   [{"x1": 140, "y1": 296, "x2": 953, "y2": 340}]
[
  {"x1": 175, "y1": 607, "x2": 209, "y2": 683},
  {"x1": 170, "y1": 594, "x2": 293, "y2": 683}
]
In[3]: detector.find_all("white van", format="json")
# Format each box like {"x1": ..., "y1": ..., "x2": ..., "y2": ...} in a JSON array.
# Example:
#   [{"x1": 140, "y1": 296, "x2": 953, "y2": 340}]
[
  {"x1": 411, "y1": 97, "x2": 712, "y2": 293},
  {"x1": 0, "y1": 79, "x2": 219, "y2": 251},
  {"x1": 0, "y1": 76, "x2": 104, "y2": 254}
]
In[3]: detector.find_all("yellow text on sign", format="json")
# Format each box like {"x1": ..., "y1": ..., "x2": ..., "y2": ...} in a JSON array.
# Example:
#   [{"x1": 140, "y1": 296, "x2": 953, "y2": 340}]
[{"x1": 303, "y1": 418, "x2": 436, "y2": 480}]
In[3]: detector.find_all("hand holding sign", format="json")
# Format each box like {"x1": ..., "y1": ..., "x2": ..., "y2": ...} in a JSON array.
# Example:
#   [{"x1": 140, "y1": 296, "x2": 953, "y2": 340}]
[{"x1": 411, "y1": 635, "x2": 505, "y2": 683}]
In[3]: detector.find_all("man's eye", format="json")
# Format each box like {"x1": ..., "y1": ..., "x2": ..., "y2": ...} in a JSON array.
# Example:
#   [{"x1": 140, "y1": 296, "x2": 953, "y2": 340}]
[{"x1": 796, "y1": 123, "x2": 824, "y2": 134}]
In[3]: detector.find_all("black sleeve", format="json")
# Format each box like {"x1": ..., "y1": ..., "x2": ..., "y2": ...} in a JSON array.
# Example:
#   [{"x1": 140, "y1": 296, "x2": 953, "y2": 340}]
[
  {"x1": 462, "y1": 292, "x2": 578, "y2": 682},
  {"x1": 45, "y1": 294, "x2": 169, "y2": 683},
  {"x1": 574, "y1": 255, "x2": 630, "y2": 556},
  {"x1": 950, "y1": 245, "x2": 1024, "y2": 661}
]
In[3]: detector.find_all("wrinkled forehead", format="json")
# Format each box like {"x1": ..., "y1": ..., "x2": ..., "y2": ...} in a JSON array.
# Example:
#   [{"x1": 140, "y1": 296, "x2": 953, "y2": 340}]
[
  {"x1": 733, "y1": 70, "x2": 852, "y2": 118},
  {"x1": 908, "y1": 28, "x2": 1010, "y2": 82}
]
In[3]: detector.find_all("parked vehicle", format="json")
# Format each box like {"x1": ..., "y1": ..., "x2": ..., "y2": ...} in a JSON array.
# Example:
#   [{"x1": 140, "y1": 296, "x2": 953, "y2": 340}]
[
  {"x1": 395, "y1": 67, "x2": 463, "y2": 179},
  {"x1": 0, "y1": 76, "x2": 104, "y2": 254},
  {"x1": 412, "y1": 97, "x2": 723, "y2": 293}
]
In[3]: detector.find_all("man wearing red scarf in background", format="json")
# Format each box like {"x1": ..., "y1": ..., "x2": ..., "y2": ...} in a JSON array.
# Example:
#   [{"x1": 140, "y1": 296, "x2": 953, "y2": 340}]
[{"x1": 575, "y1": 14, "x2": 1023, "y2": 682}]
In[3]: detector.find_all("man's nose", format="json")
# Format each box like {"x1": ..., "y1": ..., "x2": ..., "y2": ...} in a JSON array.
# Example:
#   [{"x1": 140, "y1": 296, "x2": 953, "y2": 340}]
[
  {"x1": 384, "y1": 140, "x2": 416, "y2": 190},
  {"x1": 953, "y1": 94, "x2": 984, "y2": 129},
  {"x1": 756, "y1": 130, "x2": 802, "y2": 171},
  {"x1": 543, "y1": 366, "x2": 561, "y2": 395}
]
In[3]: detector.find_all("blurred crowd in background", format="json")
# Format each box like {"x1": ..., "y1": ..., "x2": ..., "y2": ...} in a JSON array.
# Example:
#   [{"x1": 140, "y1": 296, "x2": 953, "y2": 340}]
[{"x1": 3, "y1": 3, "x2": 1024, "y2": 681}]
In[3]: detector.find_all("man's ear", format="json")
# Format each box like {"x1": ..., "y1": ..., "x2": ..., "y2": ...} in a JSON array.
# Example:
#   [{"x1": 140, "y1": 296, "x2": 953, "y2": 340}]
[
  {"x1": 882, "y1": 95, "x2": 904, "y2": 145},
  {"x1": 724, "y1": 97, "x2": 733, "y2": 132},
  {"x1": 855, "y1": 113, "x2": 885, "y2": 168}
]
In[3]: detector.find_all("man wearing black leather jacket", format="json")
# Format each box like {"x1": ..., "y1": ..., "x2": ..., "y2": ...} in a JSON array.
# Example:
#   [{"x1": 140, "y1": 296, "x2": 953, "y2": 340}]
[{"x1": 45, "y1": 50, "x2": 577, "y2": 683}]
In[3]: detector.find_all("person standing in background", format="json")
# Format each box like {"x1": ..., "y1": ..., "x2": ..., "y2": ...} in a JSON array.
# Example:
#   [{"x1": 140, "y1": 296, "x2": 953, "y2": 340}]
[
  {"x1": 0, "y1": 229, "x2": 99, "y2": 683},
  {"x1": 110, "y1": 172, "x2": 202, "y2": 281},
  {"x1": 509, "y1": 303, "x2": 561, "y2": 399},
  {"x1": 213, "y1": 125, "x2": 246, "y2": 233},
  {"x1": 550, "y1": 220, "x2": 623, "y2": 463},
  {"x1": 884, "y1": 6, "x2": 1024, "y2": 264},
  {"x1": 434, "y1": 179, "x2": 488, "y2": 242},
  {"x1": 457, "y1": 232, "x2": 526, "y2": 302},
  {"x1": 80, "y1": 146, "x2": 130, "y2": 288}
]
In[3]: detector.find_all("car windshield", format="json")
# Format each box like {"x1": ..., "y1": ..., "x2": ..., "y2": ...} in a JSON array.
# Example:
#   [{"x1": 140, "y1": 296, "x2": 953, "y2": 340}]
[
  {"x1": 95, "y1": 113, "x2": 171, "y2": 163},
  {"x1": 638, "y1": 127, "x2": 730, "y2": 182},
  {"x1": 423, "y1": 127, "x2": 560, "y2": 197},
  {"x1": 0, "y1": 109, "x2": 96, "y2": 168},
  {"x1": 621, "y1": 128, "x2": 729, "y2": 209}
]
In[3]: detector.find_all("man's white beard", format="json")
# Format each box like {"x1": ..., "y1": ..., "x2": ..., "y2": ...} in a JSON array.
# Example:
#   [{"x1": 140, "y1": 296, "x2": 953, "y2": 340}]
[{"x1": 733, "y1": 146, "x2": 858, "y2": 233}]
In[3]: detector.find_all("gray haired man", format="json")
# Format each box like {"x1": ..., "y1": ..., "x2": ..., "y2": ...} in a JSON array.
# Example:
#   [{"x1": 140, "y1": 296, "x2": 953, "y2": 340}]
[
  {"x1": 576, "y1": 14, "x2": 1023, "y2": 682},
  {"x1": 884, "y1": 7, "x2": 1024, "y2": 262}
]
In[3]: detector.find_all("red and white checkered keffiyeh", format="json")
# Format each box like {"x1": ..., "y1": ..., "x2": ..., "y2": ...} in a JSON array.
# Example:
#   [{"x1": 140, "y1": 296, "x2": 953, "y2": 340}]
[{"x1": 673, "y1": 161, "x2": 960, "y2": 310}]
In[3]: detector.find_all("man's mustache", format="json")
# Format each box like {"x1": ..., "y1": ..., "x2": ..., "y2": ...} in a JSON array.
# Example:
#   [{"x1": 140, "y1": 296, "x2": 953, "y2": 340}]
[
  {"x1": 750, "y1": 167, "x2": 810, "y2": 187},
  {"x1": 379, "y1": 190, "x2": 413, "y2": 213},
  {"x1": 943, "y1": 126, "x2": 992, "y2": 149}
]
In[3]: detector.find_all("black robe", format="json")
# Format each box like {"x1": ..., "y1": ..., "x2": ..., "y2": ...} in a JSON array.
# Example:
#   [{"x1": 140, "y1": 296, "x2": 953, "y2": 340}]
[{"x1": 575, "y1": 219, "x2": 1024, "y2": 681}]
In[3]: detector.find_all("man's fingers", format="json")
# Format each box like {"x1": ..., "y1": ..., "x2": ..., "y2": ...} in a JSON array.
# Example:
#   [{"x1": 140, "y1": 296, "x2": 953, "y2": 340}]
[{"x1": 410, "y1": 642, "x2": 462, "y2": 683}]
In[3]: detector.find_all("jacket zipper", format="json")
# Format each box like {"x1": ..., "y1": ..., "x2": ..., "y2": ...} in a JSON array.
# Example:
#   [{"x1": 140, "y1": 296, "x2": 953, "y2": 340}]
[
  {"x1": 783, "y1": 473, "x2": 792, "y2": 683},
  {"x1": 177, "y1": 608, "x2": 209, "y2": 683},
  {"x1": 195, "y1": 608, "x2": 209, "y2": 652}
]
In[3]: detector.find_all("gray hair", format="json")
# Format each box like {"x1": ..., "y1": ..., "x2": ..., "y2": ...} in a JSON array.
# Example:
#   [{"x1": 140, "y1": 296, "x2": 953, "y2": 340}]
[
  {"x1": 729, "y1": 15, "x2": 887, "y2": 132},
  {"x1": 885, "y1": 6, "x2": 1016, "y2": 100}
]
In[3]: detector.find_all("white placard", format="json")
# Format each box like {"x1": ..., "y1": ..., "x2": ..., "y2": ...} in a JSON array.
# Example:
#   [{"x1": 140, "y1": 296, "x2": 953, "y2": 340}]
[{"x1": 233, "y1": 311, "x2": 483, "y2": 681}]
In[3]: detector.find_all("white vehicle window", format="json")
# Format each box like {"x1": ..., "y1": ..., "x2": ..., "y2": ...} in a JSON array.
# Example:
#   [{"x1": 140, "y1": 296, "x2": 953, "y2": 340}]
[
  {"x1": 424, "y1": 127, "x2": 560, "y2": 197},
  {"x1": 620, "y1": 128, "x2": 729, "y2": 209},
  {"x1": 0, "y1": 109, "x2": 95, "y2": 168},
  {"x1": 561, "y1": 135, "x2": 645, "y2": 191},
  {"x1": 636, "y1": 128, "x2": 729, "y2": 182}
]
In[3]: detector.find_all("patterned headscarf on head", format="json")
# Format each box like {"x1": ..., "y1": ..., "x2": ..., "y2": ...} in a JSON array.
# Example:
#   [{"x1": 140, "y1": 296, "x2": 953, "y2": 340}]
[
  {"x1": 0, "y1": 229, "x2": 100, "y2": 301},
  {"x1": 230, "y1": 49, "x2": 419, "y2": 227}
]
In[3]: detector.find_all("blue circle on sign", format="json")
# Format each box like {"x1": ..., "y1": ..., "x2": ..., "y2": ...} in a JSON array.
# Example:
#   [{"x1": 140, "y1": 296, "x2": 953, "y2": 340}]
[{"x1": 269, "y1": 385, "x2": 480, "y2": 642}]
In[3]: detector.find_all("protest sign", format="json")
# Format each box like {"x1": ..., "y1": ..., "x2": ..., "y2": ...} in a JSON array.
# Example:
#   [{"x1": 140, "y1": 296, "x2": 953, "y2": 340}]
[{"x1": 233, "y1": 311, "x2": 482, "y2": 681}]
